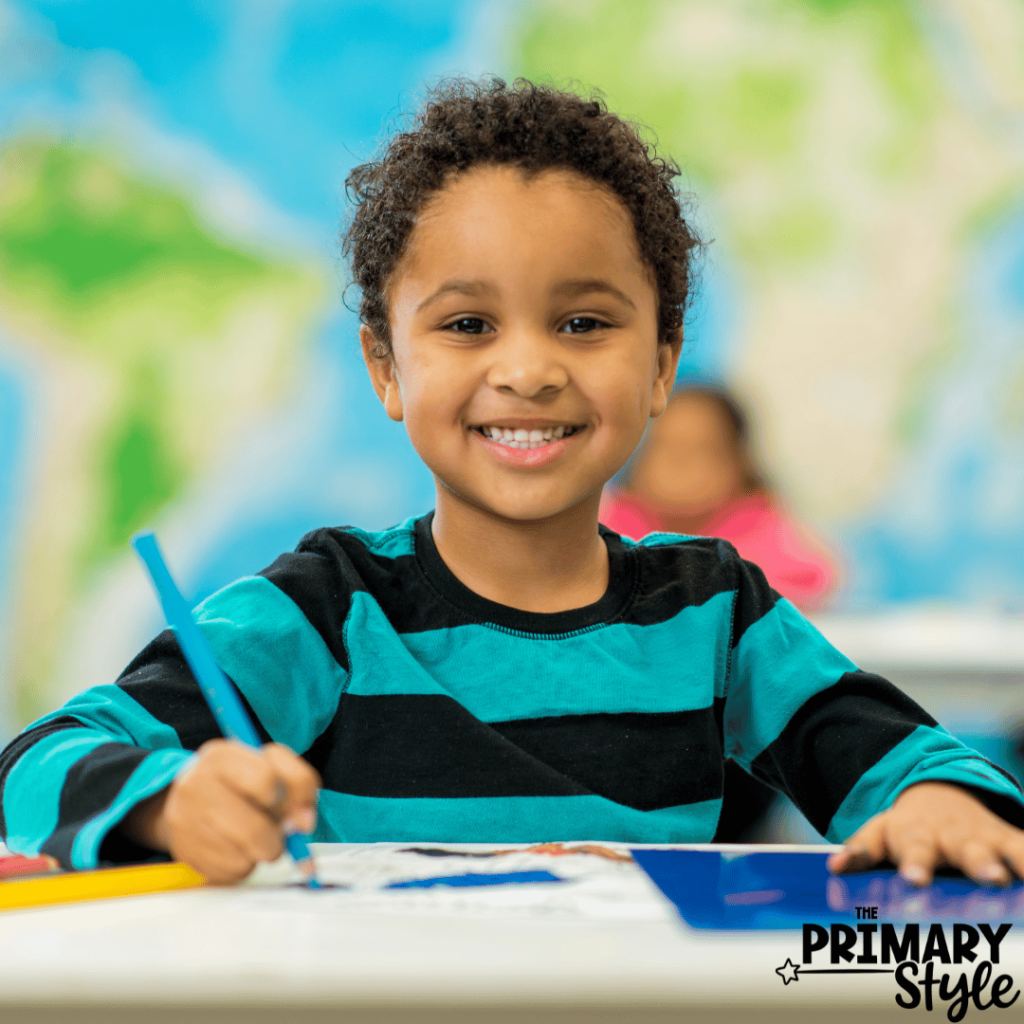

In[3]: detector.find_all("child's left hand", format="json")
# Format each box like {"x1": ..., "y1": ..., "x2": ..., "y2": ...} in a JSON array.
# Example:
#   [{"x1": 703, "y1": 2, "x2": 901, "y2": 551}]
[{"x1": 827, "y1": 781, "x2": 1024, "y2": 887}]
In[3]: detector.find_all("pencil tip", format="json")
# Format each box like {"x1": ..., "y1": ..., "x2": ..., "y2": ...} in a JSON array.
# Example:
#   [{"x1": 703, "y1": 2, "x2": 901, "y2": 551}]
[{"x1": 295, "y1": 856, "x2": 321, "y2": 889}]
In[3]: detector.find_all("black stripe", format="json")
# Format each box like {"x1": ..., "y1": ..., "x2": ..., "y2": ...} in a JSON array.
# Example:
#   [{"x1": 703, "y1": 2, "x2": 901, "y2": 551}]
[
  {"x1": 312, "y1": 693, "x2": 723, "y2": 809},
  {"x1": 625, "y1": 537, "x2": 738, "y2": 628},
  {"x1": 262, "y1": 540, "x2": 358, "y2": 671},
  {"x1": 315, "y1": 693, "x2": 589, "y2": 798},
  {"x1": 413, "y1": 514, "x2": 640, "y2": 635},
  {"x1": 713, "y1": 693, "x2": 726, "y2": 742},
  {"x1": 730, "y1": 550, "x2": 781, "y2": 649},
  {"x1": 749, "y1": 671, "x2": 936, "y2": 834},
  {"x1": 492, "y1": 707, "x2": 724, "y2": 810},
  {"x1": 0, "y1": 716, "x2": 89, "y2": 842},
  {"x1": 40, "y1": 742, "x2": 149, "y2": 867},
  {"x1": 296, "y1": 520, "x2": 744, "y2": 642},
  {"x1": 297, "y1": 525, "x2": 470, "y2": 636},
  {"x1": 115, "y1": 630, "x2": 272, "y2": 750},
  {"x1": 713, "y1": 758, "x2": 780, "y2": 843}
]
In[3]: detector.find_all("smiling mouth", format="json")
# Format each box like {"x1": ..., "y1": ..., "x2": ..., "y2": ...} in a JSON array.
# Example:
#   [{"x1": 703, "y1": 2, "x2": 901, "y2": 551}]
[{"x1": 472, "y1": 424, "x2": 584, "y2": 450}]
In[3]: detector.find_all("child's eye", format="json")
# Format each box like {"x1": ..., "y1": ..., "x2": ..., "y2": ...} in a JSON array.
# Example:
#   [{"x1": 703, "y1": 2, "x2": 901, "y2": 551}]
[
  {"x1": 445, "y1": 317, "x2": 492, "y2": 334},
  {"x1": 561, "y1": 316, "x2": 608, "y2": 334}
]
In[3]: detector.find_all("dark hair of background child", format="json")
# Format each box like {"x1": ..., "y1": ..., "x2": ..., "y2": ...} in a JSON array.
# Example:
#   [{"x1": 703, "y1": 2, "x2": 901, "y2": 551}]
[{"x1": 343, "y1": 77, "x2": 705, "y2": 357}]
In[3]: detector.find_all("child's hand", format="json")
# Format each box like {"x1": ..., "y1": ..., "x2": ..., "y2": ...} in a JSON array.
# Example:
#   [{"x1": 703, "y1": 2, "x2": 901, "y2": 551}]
[
  {"x1": 122, "y1": 739, "x2": 321, "y2": 884},
  {"x1": 827, "y1": 781, "x2": 1024, "y2": 887}
]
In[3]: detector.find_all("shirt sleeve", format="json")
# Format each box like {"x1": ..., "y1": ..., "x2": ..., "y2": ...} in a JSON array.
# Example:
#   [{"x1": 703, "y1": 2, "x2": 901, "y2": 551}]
[
  {"x1": 720, "y1": 549, "x2": 1024, "y2": 842},
  {"x1": 0, "y1": 544, "x2": 351, "y2": 869}
]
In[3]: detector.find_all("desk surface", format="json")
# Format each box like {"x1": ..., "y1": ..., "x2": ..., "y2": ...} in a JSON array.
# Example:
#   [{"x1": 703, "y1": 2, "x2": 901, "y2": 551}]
[{"x1": 4, "y1": 842, "x2": 1023, "y2": 1024}]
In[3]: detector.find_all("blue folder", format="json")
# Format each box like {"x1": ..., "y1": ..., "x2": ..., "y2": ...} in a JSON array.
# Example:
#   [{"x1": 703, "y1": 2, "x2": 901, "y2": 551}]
[{"x1": 631, "y1": 849, "x2": 1024, "y2": 930}]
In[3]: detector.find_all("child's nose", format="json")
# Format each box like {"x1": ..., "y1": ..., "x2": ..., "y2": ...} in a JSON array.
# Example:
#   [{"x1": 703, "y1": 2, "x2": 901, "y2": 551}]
[{"x1": 485, "y1": 330, "x2": 569, "y2": 398}]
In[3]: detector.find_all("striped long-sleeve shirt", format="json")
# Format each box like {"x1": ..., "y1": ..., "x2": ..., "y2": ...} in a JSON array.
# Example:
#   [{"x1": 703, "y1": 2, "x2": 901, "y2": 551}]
[{"x1": 2, "y1": 513, "x2": 1022, "y2": 868}]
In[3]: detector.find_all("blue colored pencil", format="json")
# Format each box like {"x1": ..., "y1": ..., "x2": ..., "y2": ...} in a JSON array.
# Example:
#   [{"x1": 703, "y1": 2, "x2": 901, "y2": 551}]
[{"x1": 131, "y1": 530, "x2": 320, "y2": 888}]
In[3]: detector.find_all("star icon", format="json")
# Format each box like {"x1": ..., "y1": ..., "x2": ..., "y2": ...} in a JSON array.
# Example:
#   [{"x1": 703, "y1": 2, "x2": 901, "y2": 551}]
[{"x1": 775, "y1": 958, "x2": 801, "y2": 985}]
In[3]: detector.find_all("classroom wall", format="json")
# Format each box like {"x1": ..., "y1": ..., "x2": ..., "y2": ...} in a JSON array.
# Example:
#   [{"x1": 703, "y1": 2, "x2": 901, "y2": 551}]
[{"x1": 1, "y1": 0, "x2": 1022, "y2": 734}]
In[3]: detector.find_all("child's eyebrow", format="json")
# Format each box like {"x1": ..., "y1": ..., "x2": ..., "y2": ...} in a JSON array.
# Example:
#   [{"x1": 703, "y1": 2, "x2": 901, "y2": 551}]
[
  {"x1": 416, "y1": 277, "x2": 637, "y2": 314},
  {"x1": 416, "y1": 279, "x2": 496, "y2": 313},
  {"x1": 553, "y1": 278, "x2": 636, "y2": 310}
]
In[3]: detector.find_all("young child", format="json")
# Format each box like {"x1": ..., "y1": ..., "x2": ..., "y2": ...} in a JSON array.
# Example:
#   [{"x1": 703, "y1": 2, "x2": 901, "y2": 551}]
[
  {"x1": 601, "y1": 384, "x2": 837, "y2": 611},
  {"x1": 2, "y1": 80, "x2": 1023, "y2": 887}
]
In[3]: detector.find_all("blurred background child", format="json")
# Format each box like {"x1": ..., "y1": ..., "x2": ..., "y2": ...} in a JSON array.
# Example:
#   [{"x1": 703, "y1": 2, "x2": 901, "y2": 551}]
[{"x1": 601, "y1": 383, "x2": 838, "y2": 612}]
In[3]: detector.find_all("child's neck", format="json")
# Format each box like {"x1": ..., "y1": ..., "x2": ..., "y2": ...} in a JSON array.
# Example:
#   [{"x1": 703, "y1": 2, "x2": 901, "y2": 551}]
[{"x1": 431, "y1": 495, "x2": 609, "y2": 614}]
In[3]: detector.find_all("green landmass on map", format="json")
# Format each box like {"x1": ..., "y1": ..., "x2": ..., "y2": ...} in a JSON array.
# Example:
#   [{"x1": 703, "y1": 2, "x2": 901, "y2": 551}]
[{"x1": 0, "y1": 137, "x2": 326, "y2": 720}]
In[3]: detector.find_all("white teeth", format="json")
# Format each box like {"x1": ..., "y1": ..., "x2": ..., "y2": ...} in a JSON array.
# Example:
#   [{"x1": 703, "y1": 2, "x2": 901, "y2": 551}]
[{"x1": 477, "y1": 425, "x2": 579, "y2": 450}]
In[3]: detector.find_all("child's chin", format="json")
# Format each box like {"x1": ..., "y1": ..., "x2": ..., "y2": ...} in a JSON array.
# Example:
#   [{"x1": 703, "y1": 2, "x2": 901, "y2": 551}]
[{"x1": 486, "y1": 496, "x2": 598, "y2": 524}]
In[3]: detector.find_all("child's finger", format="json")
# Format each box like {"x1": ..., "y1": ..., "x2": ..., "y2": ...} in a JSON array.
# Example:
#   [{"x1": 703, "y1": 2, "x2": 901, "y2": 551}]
[
  {"x1": 260, "y1": 743, "x2": 321, "y2": 833},
  {"x1": 171, "y1": 814, "x2": 262, "y2": 885},
  {"x1": 950, "y1": 837, "x2": 1011, "y2": 886},
  {"x1": 163, "y1": 787, "x2": 265, "y2": 883},
  {"x1": 937, "y1": 831, "x2": 1007, "y2": 888},
  {"x1": 891, "y1": 832, "x2": 939, "y2": 886},
  {"x1": 196, "y1": 774, "x2": 286, "y2": 864},
  {"x1": 167, "y1": 770, "x2": 285, "y2": 866},
  {"x1": 208, "y1": 795, "x2": 286, "y2": 864},
  {"x1": 827, "y1": 815, "x2": 886, "y2": 874},
  {"x1": 200, "y1": 739, "x2": 293, "y2": 814},
  {"x1": 998, "y1": 829, "x2": 1024, "y2": 882}
]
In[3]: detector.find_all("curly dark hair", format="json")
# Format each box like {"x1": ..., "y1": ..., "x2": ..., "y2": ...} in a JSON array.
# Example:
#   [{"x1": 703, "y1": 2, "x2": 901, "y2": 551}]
[{"x1": 343, "y1": 78, "x2": 704, "y2": 357}]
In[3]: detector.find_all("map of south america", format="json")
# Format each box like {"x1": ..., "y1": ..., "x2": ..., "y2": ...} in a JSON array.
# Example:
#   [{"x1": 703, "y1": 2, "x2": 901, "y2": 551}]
[{"x1": 0, "y1": 138, "x2": 326, "y2": 721}]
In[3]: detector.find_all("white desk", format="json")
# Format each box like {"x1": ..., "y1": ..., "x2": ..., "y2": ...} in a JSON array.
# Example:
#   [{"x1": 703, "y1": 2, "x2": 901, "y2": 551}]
[{"x1": 3, "y1": 842, "x2": 1022, "y2": 1024}]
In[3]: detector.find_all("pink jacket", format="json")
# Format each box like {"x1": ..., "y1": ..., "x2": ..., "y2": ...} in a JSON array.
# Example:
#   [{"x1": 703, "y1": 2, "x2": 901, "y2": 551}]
[{"x1": 600, "y1": 491, "x2": 837, "y2": 612}]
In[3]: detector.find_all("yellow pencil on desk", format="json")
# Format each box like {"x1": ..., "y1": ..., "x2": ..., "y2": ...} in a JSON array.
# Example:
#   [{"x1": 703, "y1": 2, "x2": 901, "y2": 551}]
[{"x1": 0, "y1": 861, "x2": 206, "y2": 912}]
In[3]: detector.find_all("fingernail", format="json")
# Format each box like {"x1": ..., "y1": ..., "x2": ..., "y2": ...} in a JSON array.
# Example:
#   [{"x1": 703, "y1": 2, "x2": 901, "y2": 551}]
[
  {"x1": 902, "y1": 864, "x2": 929, "y2": 886},
  {"x1": 981, "y1": 864, "x2": 1009, "y2": 887}
]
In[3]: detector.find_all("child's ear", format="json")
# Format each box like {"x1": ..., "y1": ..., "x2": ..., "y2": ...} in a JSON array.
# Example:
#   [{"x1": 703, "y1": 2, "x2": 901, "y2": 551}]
[
  {"x1": 649, "y1": 328, "x2": 683, "y2": 418},
  {"x1": 360, "y1": 325, "x2": 404, "y2": 422}
]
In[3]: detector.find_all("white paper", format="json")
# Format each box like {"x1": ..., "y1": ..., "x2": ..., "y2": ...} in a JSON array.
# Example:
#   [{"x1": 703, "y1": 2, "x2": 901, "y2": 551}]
[{"x1": 238, "y1": 841, "x2": 675, "y2": 921}]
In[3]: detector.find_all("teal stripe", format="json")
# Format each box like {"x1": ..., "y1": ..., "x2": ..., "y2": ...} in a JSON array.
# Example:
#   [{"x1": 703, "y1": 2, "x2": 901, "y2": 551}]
[
  {"x1": 196, "y1": 575, "x2": 348, "y2": 753},
  {"x1": 826, "y1": 726, "x2": 1024, "y2": 842},
  {"x1": 637, "y1": 531, "x2": 700, "y2": 548},
  {"x1": 343, "y1": 519, "x2": 417, "y2": 561},
  {"x1": 71, "y1": 749, "x2": 195, "y2": 869},
  {"x1": 25, "y1": 685, "x2": 184, "y2": 750},
  {"x1": 725, "y1": 598, "x2": 857, "y2": 766},
  {"x1": 347, "y1": 590, "x2": 732, "y2": 721},
  {"x1": 313, "y1": 792, "x2": 721, "y2": 843},
  {"x1": 344, "y1": 590, "x2": 452, "y2": 699},
  {"x1": 2, "y1": 729, "x2": 108, "y2": 854}
]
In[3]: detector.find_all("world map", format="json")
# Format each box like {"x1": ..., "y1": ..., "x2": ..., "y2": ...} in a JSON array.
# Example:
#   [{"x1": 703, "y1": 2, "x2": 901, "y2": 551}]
[{"x1": 0, "y1": 0, "x2": 1022, "y2": 736}]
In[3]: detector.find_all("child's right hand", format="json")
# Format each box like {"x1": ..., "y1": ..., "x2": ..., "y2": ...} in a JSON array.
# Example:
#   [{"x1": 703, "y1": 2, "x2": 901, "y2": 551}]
[{"x1": 122, "y1": 739, "x2": 321, "y2": 884}]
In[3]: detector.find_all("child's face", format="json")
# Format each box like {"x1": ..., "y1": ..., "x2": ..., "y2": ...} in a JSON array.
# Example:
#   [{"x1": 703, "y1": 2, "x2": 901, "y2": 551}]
[
  {"x1": 630, "y1": 393, "x2": 746, "y2": 515},
  {"x1": 362, "y1": 165, "x2": 679, "y2": 526}
]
